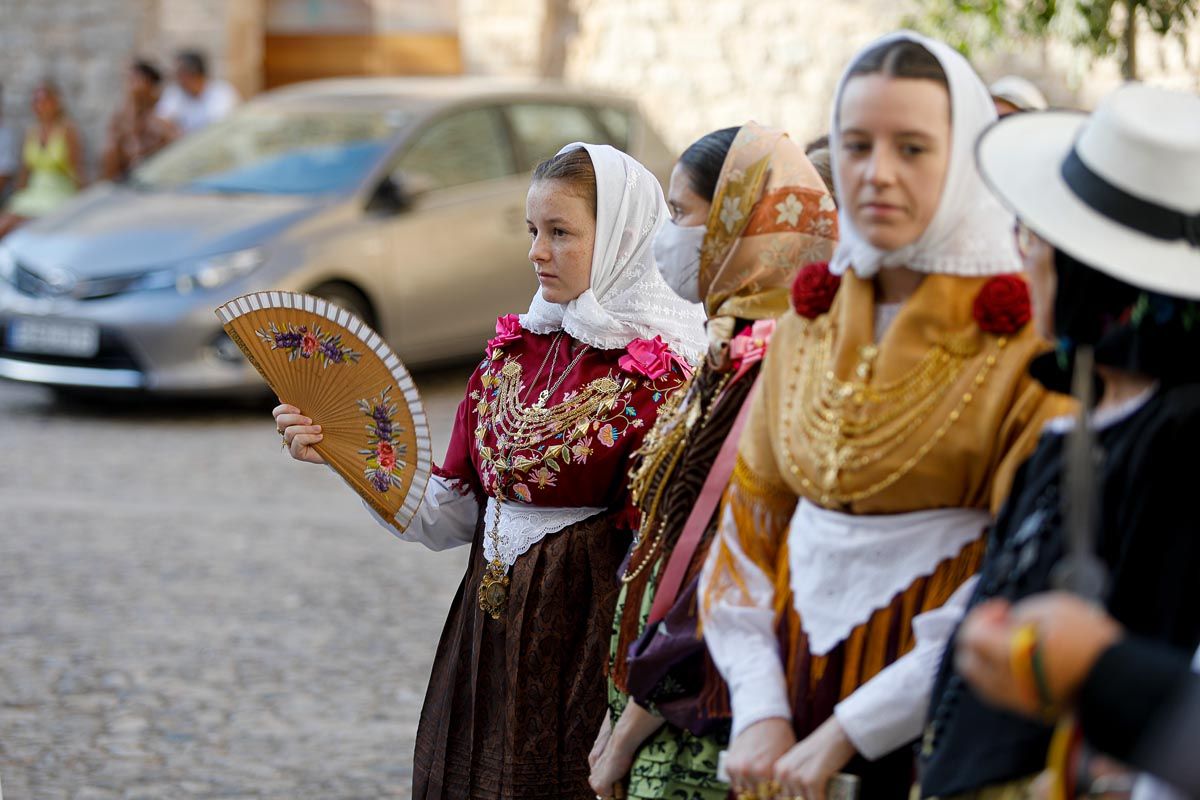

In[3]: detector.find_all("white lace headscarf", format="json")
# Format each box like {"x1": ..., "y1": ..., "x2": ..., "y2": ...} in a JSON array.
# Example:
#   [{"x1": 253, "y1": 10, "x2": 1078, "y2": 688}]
[
  {"x1": 520, "y1": 143, "x2": 707, "y2": 363},
  {"x1": 829, "y1": 30, "x2": 1021, "y2": 278}
]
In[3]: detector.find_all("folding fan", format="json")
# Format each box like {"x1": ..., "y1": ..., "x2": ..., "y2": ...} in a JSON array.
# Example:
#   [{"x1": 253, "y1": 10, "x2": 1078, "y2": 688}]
[{"x1": 215, "y1": 291, "x2": 431, "y2": 533}]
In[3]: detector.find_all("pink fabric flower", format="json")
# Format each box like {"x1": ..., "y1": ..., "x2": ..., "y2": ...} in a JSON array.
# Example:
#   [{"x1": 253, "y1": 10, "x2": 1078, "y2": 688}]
[
  {"x1": 618, "y1": 336, "x2": 688, "y2": 380},
  {"x1": 486, "y1": 314, "x2": 523, "y2": 358},
  {"x1": 728, "y1": 319, "x2": 777, "y2": 368}
]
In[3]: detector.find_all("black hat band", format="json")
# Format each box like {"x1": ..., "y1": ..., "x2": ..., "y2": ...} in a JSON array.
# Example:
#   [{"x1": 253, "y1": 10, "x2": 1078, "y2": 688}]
[{"x1": 1062, "y1": 148, "x2": 1200, "y2": 248}]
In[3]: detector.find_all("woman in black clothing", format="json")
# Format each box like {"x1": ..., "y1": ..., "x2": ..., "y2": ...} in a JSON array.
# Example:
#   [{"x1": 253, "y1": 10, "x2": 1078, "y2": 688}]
[{"x1": 918, "y1": 83, "x2": 1200, "y2": 798}]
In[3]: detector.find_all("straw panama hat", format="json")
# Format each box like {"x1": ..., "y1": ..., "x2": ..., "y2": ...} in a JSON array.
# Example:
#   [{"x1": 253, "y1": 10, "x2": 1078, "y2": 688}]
[{"x1": 977, "y1": 83, "x2": 1200, "y2": 299}]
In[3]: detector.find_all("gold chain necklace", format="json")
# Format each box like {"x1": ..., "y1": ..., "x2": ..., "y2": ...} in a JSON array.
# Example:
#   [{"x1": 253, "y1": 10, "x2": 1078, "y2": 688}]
[
  {"x1": 622, "y1": 369, "x2": 731, "y2": 583},
  {"x1": 781, "y1": 316, "x2": 1007, "y2": 507},
  {"x1": 522, "y1": 332, "x2": 563, "y2": 405},
  {"x1": 477, "y1": 345, "x2": 619, "y2": 620}
]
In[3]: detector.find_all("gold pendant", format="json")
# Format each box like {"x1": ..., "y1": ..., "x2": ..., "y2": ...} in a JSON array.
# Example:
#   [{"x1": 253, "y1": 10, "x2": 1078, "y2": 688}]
[{"x1": 478, "y1": 560, "x2": 510, "y2": 620}]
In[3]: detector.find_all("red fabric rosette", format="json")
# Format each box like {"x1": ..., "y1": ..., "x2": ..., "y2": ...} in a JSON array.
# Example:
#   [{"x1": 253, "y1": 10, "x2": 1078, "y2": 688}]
[
  {"x1": 973, "y1": 275, "x2": 1032, "y2": 335},
  {"x1": 791, "y1": 262, "x2": 841, "y2": 319}
]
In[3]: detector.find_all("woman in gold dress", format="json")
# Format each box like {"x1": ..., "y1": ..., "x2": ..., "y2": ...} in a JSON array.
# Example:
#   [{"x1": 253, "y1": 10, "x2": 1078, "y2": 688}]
[{"x1": 699, "y1": 32, "x2": 1070, "y2": 800}]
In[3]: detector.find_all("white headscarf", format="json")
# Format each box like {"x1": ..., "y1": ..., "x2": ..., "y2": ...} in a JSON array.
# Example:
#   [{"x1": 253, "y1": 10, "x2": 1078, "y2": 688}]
[
  {"x1": 829, "y1": 30, "x2": 1021, "y2": 279},
  {"x1": 520, "y1": 143, "x2": 707, "y2": 363}
]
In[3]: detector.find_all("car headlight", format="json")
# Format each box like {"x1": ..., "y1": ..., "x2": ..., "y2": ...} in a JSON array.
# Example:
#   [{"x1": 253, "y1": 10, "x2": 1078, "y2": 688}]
[
  {"x1": 136, "y1": 247, "x2": 265, "y2": 294},
  {"x1": 0, "y1": 245, "x2": 15, "y2": 284}
]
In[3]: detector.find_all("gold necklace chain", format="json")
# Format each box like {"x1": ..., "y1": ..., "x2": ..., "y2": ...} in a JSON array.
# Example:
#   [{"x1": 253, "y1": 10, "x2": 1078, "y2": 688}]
[
  {"x1": 622, "y1": 370, "x2": 732, "y2": 584},
  {"x1": 793, "y1": 330, "x2": 969, "y2": 472},
  {"x1": 522, "y1": 332, "x2": 564, "y2": 406},
  {"x1": 781, "y1": 316, "x2": 1008, "y2": 507},
  {"x1": 476, "y1": 345, "x2": 623, "y2": 619}
]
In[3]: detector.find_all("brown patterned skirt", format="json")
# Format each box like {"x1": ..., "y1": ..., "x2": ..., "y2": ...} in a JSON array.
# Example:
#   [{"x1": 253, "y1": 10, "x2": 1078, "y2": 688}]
[{"x1": 412, "y1": 512, "x2": 631, "y2": 799}]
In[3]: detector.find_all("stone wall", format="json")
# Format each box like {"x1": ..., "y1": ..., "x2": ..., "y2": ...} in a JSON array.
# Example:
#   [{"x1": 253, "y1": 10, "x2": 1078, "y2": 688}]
[
  {"x1": 565, "y1": 0, "x2": 911, "y2": 150},
  {"x1": 457, "y1": 0, "x2": 545, "y2": 76},
  {"x1": 3, "y1": 0, "x2": 1197, "y2": 179},
  {"x1": 457, "y1": 0, "x2": 1200, "y2": 153}
]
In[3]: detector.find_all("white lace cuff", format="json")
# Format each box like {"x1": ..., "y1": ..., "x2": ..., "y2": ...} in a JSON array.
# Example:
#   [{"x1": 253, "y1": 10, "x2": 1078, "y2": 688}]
[{"x1": 362, "y1": 474, "x2": 477, "y2": 551}]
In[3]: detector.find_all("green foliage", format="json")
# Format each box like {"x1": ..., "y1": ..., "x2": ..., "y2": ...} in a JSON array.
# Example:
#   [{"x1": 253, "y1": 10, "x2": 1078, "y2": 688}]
[{"x1": 904, "y1": 0, "x2": 1198, "y2": 76}]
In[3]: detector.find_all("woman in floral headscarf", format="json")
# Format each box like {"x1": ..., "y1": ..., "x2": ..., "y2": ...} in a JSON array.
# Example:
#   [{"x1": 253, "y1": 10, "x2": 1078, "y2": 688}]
[
  {"x1": 588, "y1": 123, "x2": 838, "y2": 800},
  {"x1": 699, "y1": 32, "x2": 1072, "y2": 800}
]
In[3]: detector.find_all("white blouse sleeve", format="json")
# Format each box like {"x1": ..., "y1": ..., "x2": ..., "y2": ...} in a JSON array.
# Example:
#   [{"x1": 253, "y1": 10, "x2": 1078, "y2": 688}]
[
  {"x1": 833, "y1": 575, "x2": 979, "y2": 760},
  {"x1": 360, "y1": 474, "x2": 478, "y2": 551},
  {"x1": 700, "y1": 503, "x2": 793, "y2": 740}
]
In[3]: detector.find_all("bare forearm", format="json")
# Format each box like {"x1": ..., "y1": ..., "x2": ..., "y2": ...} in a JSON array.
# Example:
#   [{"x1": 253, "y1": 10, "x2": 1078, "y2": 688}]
[{"x1": 610, "y1": 701, "x2": 665, "y2": 757}]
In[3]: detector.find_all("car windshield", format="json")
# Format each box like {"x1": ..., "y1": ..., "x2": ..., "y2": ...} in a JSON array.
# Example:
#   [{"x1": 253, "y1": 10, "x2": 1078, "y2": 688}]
[{"x1": 132, "y1": 107, "x2": 411, "y2": 195}]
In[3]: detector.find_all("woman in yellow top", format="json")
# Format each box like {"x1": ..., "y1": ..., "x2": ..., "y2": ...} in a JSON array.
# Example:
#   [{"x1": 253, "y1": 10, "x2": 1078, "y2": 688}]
[
  {"x1": 0, "y1": 81, "x2": 84, "y2": 238},
  {"x1": 699, "y1": 31, "x2": 1070, "y2": 800}
]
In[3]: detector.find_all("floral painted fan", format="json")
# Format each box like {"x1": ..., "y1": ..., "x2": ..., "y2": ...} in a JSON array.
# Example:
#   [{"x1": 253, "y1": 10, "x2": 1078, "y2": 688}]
[{"x1": 215, "y1": 291, "x2": 431, "y2": 532}]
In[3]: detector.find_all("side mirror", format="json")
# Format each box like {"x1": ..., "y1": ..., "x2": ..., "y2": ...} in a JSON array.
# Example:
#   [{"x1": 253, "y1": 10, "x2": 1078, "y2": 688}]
[
  {"x1": 369, "y1": 171, "x2": 438, "y2": 214},
  {"x1": 368, "y1": 175, "x2": 412, "y2": 214}
]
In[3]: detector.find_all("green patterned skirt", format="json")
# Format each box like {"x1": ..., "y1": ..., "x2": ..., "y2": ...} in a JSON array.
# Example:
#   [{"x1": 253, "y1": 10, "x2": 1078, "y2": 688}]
[{"x1": 608, "y1": 564, "x2": 729, "y2": 800}]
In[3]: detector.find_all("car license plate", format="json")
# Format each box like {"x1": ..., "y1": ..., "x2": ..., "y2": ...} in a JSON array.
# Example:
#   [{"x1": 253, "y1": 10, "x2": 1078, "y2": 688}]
[{"x1": 7, "y1": 318, "x2": 100, "y2": 358}]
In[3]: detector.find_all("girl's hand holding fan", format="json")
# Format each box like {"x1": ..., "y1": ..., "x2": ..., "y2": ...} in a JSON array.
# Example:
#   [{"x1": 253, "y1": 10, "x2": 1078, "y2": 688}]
[{"x1": 273, "y1": 403, "x2": 325, "y2": 464}]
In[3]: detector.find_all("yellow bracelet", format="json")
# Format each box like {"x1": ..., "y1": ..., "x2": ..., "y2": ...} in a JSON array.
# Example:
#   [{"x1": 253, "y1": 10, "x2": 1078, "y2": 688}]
[{"x1": 1009, "y1": 622, "x2": 1042, "y2": 712}]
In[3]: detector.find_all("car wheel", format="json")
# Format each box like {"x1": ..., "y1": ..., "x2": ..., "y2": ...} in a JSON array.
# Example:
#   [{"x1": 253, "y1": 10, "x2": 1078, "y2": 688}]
[{"x1": 309, "y1": 282, "x2": 376, "y2": 330}]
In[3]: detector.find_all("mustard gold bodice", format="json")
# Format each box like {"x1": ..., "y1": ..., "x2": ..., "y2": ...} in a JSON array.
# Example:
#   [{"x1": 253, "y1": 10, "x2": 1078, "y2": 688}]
[{"x1": 745, "y1": 271, "x2": 1069, "y2": 515}]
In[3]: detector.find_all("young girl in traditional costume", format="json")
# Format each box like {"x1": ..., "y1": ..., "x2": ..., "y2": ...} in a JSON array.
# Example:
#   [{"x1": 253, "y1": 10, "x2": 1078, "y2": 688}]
[
  {"x1": 587, "y1": 123, "x2": 839, "y2": 800},
  {"x1": 919, "y1": 82, "x2": 1200, "y2": 800},
  {"x1": 275, "y1": 143, "x2": 705, "y2": 799},
  {"x1": 699, "y1": 32, "x2": 1070, "y2": 800}
]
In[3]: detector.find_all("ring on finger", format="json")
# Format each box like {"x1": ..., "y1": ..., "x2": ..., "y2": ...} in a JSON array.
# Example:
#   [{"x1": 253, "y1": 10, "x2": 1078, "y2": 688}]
[{"x1": 756, "y1": 782, "x2": 781, "y2": 800}]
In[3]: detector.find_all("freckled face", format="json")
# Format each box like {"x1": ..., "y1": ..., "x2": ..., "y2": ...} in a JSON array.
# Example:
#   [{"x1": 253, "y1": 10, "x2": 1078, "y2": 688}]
[
  {"x1": 526, "y1": 179, "x2": 597, "y2": 305},
  {"x1": 837, "y1": 74, "x2": 952, "y2": 252}
]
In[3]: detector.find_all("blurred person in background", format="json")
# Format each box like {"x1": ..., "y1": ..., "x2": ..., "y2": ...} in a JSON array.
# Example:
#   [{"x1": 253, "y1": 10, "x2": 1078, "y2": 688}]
[
  {"x1": 0, "y1": 80, "x2": 84, "y2": 239},
  {"x1": 0, "y1": 83, "x2": 20, "y2": 200},
  {"x1": 805, "y1": 134, "x2": 836, "y2": 199},
  {"x1": 588, "y1": 122, "x2": 838, "y2": 800},
  {"x1": 102, "y1": 59, "x2": 177, "y2": 182},
  {"x1": 156, "y1": 49, "x2": 239, "y2": 135},
  {"x1": 989, "y1": 75, "x2": 1048, "y2": 117},
  {"x1": 699, "y1": 31, "x2": 1068, "y2": 800}
]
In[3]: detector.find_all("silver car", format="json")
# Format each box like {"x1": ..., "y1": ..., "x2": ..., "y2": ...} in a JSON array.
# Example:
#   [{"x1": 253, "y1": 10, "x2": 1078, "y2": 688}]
[{"x1": 0, "y1": 77, "x2": 672, "y2": 395}]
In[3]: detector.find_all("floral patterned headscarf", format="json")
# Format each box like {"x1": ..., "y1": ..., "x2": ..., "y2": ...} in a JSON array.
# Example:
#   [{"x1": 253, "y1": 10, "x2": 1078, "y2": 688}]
[{"x1": 699, "y1": 122, "x2": 839, "y2": 321}]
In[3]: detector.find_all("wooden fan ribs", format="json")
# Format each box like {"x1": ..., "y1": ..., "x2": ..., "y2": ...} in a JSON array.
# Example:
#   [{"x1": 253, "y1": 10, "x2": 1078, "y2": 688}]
[{"x1": 215, "y1": 291, "x2": 432, "y2": 533}]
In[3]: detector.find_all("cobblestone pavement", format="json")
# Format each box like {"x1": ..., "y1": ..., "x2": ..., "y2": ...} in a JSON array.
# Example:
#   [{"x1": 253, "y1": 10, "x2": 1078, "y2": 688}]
[{"x1": 0, "y1": 369, "x2": 475, "y2": 799}]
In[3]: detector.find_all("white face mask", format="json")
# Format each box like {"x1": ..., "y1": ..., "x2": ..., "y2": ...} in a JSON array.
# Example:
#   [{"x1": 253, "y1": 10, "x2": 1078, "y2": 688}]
[{"x1": 653, "y1": 221, "x2": 706, "y2": 304}]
